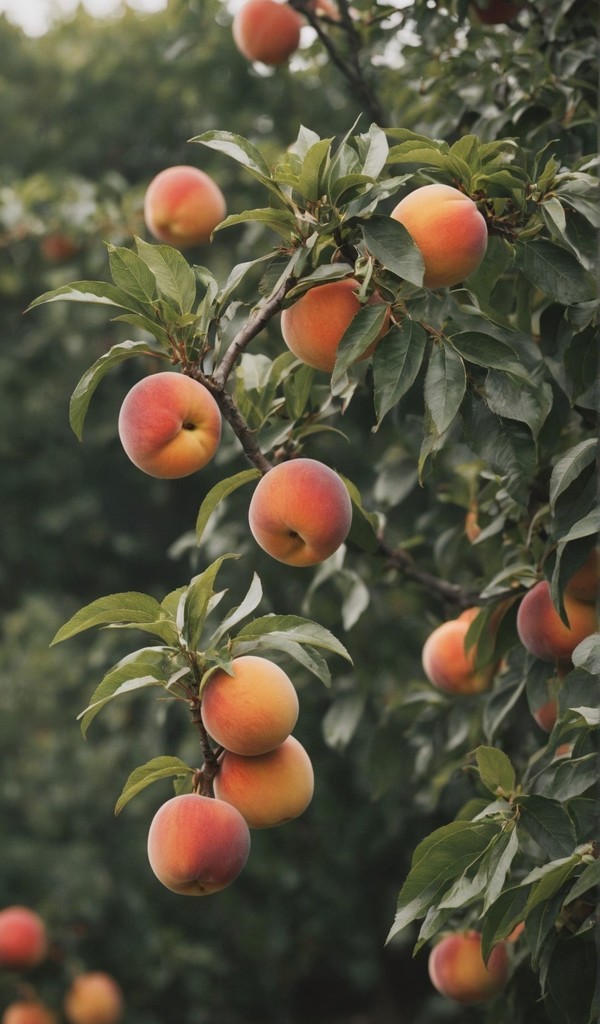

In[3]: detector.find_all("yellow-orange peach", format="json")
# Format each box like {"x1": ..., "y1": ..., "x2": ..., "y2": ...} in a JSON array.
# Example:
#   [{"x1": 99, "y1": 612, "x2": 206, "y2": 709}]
[
  {"x1": 564, "y1": 548, "x2": 598, "y2": 603},
  {"x1": 232, "y1": 0, "x2": 303, "y2": 65},
  {"x1": 248, "y1": 458, "x2": 352, "y2": 567},
  {"x1": 280, "y1": 278, "x2": 390, "y2": 373},
  {"x1": 470, "y1": 0, "x2": 520, "y2": 23},
  {"x1": 202, "y1": 655, "x2": 299, "y2": 755},
  {"x1": 428, "y1": 930, "x2": 509, "y2": 1004},
  {"x1": 516, "y1": 580, "x2": 597, "y2": 665},
  {"x1": 63, "y1": 973, "x2": 123, "y2": 1024},
  {"x1": 390, "y1": 183, "x2": 488, "y2": 289},
  {"x1": 143, "y1": 165, "x2": 226, "y2": 248},
  {"x1": 214, "y1": 735, "x2": 314, "y2": 828},
  {"x1": 0, "y1": 906, "x2": 47, "y2": 971},
  {"x1": 2, "y1": 1003, "x2": 56, "y2": 1024},
  {"x1": 421, "y1": 608, "x2": 496, "y2": 694},
  {"x1": 147, "y1": 793, "x2": 250, "y2": 895},
  {"x1": 118, "y1": 371, "x2": 222, "y2": 479}
]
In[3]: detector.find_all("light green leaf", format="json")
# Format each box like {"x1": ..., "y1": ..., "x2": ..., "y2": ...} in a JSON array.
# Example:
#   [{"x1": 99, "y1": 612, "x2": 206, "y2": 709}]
[
  {"x1": 475, "y1": 746, "x2": 516, "y2": 796},
  {"x1": 51, "y1": 592, "x2": 172, "y2": 645},
  {"x1": 115, "y1": 756, "x2": 194, "y2": 815},
  {"x1": 234, "y1": 614, "x2": 352, "y2": 663},
  {"x1": 134, "y1": 237, "x2": 197, "y2": 313},
  {"x1": 107, "y1": 244, "x2": 159, "y2": 304},
  {"x1": 549, "y1": 439, "x2": 597, "y2": 512},
  {"x1": 26, "y1": 279, "x2": 145, "y2": 313},
  {"x1": 183, "y1": 554, "x2": 240, "y2": 651},
  {"x1": 210, "y1": 573, "x2": 263, "y2": 644},
  {"x1": 196, "y1": 469, "x2": 261, "y2": 545},
  {"x1": 69, "y1": 340, "x2": 159, "y2": 440},
  {"x1": 192, "y1": 130, "x2": 286, "y2": 204},
  {"x1": 563, "y1": 859, "x2": 600, "y2": 904},
  {"x1": 78, "y1": 650, "x2": 170, "y2": 736},
  {"x1": 214, "y1": 208, "x2": 297, "y2": 239}
]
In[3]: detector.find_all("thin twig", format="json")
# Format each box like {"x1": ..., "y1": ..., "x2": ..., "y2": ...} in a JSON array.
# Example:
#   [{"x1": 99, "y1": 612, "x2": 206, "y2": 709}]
[{"x1": 377, "y1": 539, "x2": 478, "y2": 609}]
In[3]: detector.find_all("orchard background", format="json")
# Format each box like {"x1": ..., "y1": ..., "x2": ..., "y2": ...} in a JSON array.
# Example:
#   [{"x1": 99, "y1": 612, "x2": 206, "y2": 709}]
[{"x1": 0, "y1": 1, "x2": 598, "y2": 1023}]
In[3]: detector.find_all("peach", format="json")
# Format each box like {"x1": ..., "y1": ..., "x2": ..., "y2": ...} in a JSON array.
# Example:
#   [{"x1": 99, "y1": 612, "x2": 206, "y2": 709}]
[
  {"x1": 143, "y1": 165, "x2": 226, "y2": 249},
  {"x1": 532, "y1": 698, "x2": 558, "y2": 733},
  {"x1": 118, "y1": 371, "x2": 222, "y2": 479},
  {"x1": 470, "y1": 0, "x2": 521, "y2": 23},
  {"x1": 201, "y1": 655, "x2": 299, "y2": 755},
  {"x1": 428, "y1": 930, "x2": 509, "y2": 1004},
  {"x1": 0, "y1": 906, "x2": 48, "y2": 971},
  {"x1": 564, "y1": 548, "x2": 598, "y2": 603},
  {"x1": 516, "y1": 580, "x2": 597, "y2": 665},
  {"x1": 2, "y1": 1003, "x2": 56, "y2": 1024},
  {"x1": 248, "y1": 457, "x2": 352, "y2": 567},
  {"x1": 147, "y1": 793, "x2": 250, "y2": 895},
  {"x1": 40, "y1": 233, "x2": 79, "y2": 264},
  {"x1": 232, "y1": 0, "x2": 303, "y2": 65},
  {"x1": 214, "y1": 735, "x2": 314, "y2": 828},
  {"x1": 63, "y1": 973, "x2": 123, "y2": 1024},
  {"x1": 390, "y1": 183, "x2": 488, "y2": 289},
  {"x1": 280, "y1": 278, "x2": 390, "y2": 373},
  {"x1": 421, "y1": 608, "x2": 496, "y2": 694}
]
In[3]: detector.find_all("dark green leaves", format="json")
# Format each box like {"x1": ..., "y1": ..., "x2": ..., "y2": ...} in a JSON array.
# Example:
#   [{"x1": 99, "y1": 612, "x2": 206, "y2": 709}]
[
  {"x1": 372, "y1": 320, "x2": 427, "y2": 426},
  {"x1": 515, "y1": 239, "x2": 595, "y2": 304},
  {"x1": 361, "y1": 217, "x2": 425, "y2": 287}
]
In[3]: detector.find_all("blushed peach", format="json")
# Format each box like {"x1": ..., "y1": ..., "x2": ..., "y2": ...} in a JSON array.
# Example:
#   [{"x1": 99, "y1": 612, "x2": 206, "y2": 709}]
[
  {"x1": 428, "y1": 930, "x2": 509, "y2": 1003},
  {"x1": 516, "y1": 580, "x2": 597, "y2": 665},
  {"x1": 421, "y1": 608, "x2": 496, "y2": 694},
  {"x1": 0, "y1": 906, "x2": 47, "y2": 971},
  {"x1": 532, "y1": 698, "x2": 558, "y2": 733},
  {"x1": 147, "y1": 793, "x2": 250, "y2": 895},
  {"x1": 63, "y1": 973, "x2": 123, "y2": 1024},
  {"x1": 232, "y1": 0, "x2": 303, "y2": 65},
  {"x1": 144, "y1": 165, "x2": 226, "y2": 248},
  {"x1": 390, "y1": 183, "x2": 488, "y2": 288},
  {"x1": 118, "y1": 371, "x2": 222, "y2": 479},
  {"x1": 201, "y1": 655, "x2": 299, "y2": 755},
  {"x1": 214, "y1": 735, "x2": 314, "y2": 828},
  {"x1": 564, "y1": 548, "x2": 598, "y2": 603},
  {"x1": 248, "y1": 458, "x2": 353, "y2": 567},
  {"x1": 2, "y1": 1003, "x2": 56, "y2": 1024},
  {"x1": 280, "y1": 278, "x2": 390, "y2": 373}
]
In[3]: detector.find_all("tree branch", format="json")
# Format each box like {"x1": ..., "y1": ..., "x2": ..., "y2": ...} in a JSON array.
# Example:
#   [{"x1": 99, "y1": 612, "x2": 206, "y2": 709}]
[{"x1": 377, "y1": 539, "x2": 479, "y2": 610}]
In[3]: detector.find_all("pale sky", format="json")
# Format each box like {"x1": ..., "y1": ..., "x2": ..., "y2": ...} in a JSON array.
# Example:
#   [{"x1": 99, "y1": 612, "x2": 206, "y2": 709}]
[{"x1": 0, "y1": 0, "x2": 168, "y2": 35}]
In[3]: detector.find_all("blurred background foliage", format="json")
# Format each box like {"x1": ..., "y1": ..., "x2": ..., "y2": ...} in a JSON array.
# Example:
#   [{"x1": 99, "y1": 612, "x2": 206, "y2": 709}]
[{"x1": 0, "y1": 0, "x2": 597, "y2": 1022}]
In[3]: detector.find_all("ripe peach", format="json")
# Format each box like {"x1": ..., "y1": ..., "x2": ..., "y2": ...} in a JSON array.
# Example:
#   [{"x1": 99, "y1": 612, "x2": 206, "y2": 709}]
[
  {"x1": 428, "y1": 930, "x2": 509, "y2": 1004},
  {"x1": 214, "y1": 735, "x2": 314, "y2": 828},
  {"x1": 248, "y1": 458, "x2": 353, "y2": 567},
  {"x1": 118, "y1": 371, "x2": 222, "y2": 479},
  {"x1": 516, "y1": 580, "x2": 597, "y2": 665},
  {"x1": 421, "y1": 608, "x2": 496, "y2": 695},
  {"x1": 0, "y1": 906, "x2": 47, "y2": 971},
  {"x1": 143, "y1": 165, "x2": 226, "y2": 248},
  {"x1": 147, "y1": 793, "x2": 250, "y2": 895},
  {"x1": 201, "y1": 655, "x2": 299, "y2": 755},
  {"x1": 470, "y1": 0, "x2": 520, "y2": 23},
  {"x1": 2, "y1": 1003, "x2": 56, "y2": 1024},
  {"x1": 390, "y1": 183, "x2": 488, "y2": 289},
  {"x1": 280, "y1": 278, "x2": 390, "y2": 373},
  {"x1": 232, "y1": 0, "x2": 303, "y2": 65},
  {"x1": 564, "y1": 548, "x2": 598, "y2": 603},
  {"x1": 63, "y1": 973, "x2": 123, "y2": 1024}
]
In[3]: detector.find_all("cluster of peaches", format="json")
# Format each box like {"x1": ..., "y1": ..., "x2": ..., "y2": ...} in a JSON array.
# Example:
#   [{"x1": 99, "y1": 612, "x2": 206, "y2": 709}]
[
  {"x1": 148, "y1": 655, "x2": 313, "y2": 895},
  {"x1": 0, "y1": 906, "x2": 122, "y2": 1024}
]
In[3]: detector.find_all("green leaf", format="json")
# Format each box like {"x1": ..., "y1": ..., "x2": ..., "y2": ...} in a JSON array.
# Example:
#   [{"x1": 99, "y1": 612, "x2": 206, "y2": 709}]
[
  {"x1": 51, "y1": 592, "x2": 172, "y2": 645},
  {"x1": 233, "y1": 614, "x2": 352, "y2": 663},
  {"x1": 339, "y1": 475, "x2": 380, "y2": 555},
  {"x1": 192, "y1": 130, "x2": 286, "y2": 204},
  {"x1": 233, "y1": 634, "x2": 332, "y2": 685},
  {"x1": 358, "y1": 123, "x2": 389, "y2": 179},
  {"x1": 523, "y1": 856, "x2": 580, "y2": 915},
  {"x1": 447, "y1": 331, "x2": 532, "y2": 382},
  {"x1": 571, "y1": 633, "x2": 600, "y2": 676},
  {"x1": 515, "y1": 795, "x2": 577, "y2": 859},
  {"x1": 210, "y1": 573, "x2": 263, "y2": 645},
  {"x1": 69, "y1": 340, "x2": 159, "y2": 440},
  {"x1": 215, "y1": 208, "x2": 297, "y2": 239},
  {"x1": 484, "y1": 369, "x2": 552, "y2": 439},
  {"x1": 114, "y1": 756, "x2": 194, "y2": 815},
  {"x1": 331, "y1": 303, "x2": 389, "y2": 387},
  {"x1": 107, "y1": 244, "x2": 159, "y2": 304},
  {"x1": 183, "y1": 555, "x2": 240, "y2": 651},
  {"x1": 515, "y1": 239, "x2": 595, "y2": 304},
  {"x1": 361, "y1": 217, "x2": 425, "y2": 287},
  {"x1": 424, "y1": 343, "x2": 466, "y2": 436},
  {"x1": 322, "y1": 693, "x2": 365, "y2": 751},
  {"x1": 475, "y1": 746, "x2": 516, "y2": 796},
  {"x1": 372, "y1": 320, "x2": 427, "y2": 426},
  {"x1": 78, "y1": 649, "x2": 170, "y2": 736},
  {"x1": 196, "y1": 469, "x2": 261, "y2": 545},
  {"x1": 563, "y1": 859, "x2": 600, "y2": 905},
  {"x1": 297, "y1": 137, "x2": 333, "y2": 202},
  {"x1": 26, "y1": 279, "x2": 146, "y2": 313},
  {"x1": 134, "y1": 237, "x2": 197, "y2": 313},
  {"x1": 549, "y1": 439, "x2": 597, "y2": 512},
  {"x1": 461, "y1": 390, "x2": 536, "y2": 508}
]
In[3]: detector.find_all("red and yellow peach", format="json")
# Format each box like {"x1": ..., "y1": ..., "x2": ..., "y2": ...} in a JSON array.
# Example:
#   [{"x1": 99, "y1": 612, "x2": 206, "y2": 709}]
[
  {"x1": 0, "y1": 906, "x2": 48, "y2": 971},
  {"x1": 428, "y1": 930, "x2": 509, "y2": 1004},
  {"x1": 143, "y1": 165, "x2": 226, "y2": 249},
  {"x1": 516, "y1": 580, "x2": 597, "y2": 665},
  {"x1": 564, "y1": 548, "x2": 598, "y2": 603},
  {"x1": 63, "y1": 973, "x2": 123, "y2": 1024},
  {"x1": 232, "y1": 0, "x2": 303, "y2": 65},
  {"x1": 421, "y1": 608, "x2": 496, "y2": 694},
  {"x1": 2, "y1": 1003, "x2": 56, "y2": 1024},
  {"x1": 214, "y1": 735, "x2": 314, "y2": 828}
]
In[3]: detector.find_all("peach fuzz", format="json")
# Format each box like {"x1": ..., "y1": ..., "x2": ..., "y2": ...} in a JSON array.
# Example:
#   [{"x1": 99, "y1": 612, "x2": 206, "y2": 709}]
[
  {"x1": 280, "y1": 278, "x2": 390, "y2": 373},
  {"x1": 2, "y1": 1004, "x2": 56, "y2": 1024},
  {"x1": 390, "y1": 183, "x2": 488, "y2": 289},
  {"x1": 214, "y1": 735, "x2": 314, "y2": 828},
  {"x1": 564, "y1": 548, "x2": 598, "y2": 603},
  {"x1": 201, "y1": 655, "x2": 299, "y2": 756},
  {"x1": 248, "y1": 458, "x2": 352, "y2": 567},
  {"x1": 63, "y1": 973, "x2": 123, "y2": 1024},
  {"x1": 428, "y1": 930, "x2": 509, "y2": 1004},
  {"x1": 232, "y1": 0, "x2": 303, "y2": 65},
  {"x1": 421, "y1": 608, "x2": 496, "y2": 695},
  {"x1": 516, "y1": 580, "x2": 597, "y2": 665},
  {"x1": 147, "y1": 793, "x2": 250, "y2": 895},
  {"x1": 0, "y1": 906, "x2": 48, "y2": 971},
  {"x1": 118, "y1": 371, "x2": 222, "y2": 479},
  {"x1": 143, "y1": 165, "x2": 226, "y2": 249}
]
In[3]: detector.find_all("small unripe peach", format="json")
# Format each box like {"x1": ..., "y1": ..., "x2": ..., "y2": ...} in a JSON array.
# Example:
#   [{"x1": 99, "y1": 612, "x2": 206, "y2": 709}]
[
  {"x1": 248, "y1": 458, "x2": 353, "y2": 567},
  {"x1": 118, "y1": 371, "x2": 222, "y2": 479},
  {"x1": 144, "y1": 165, "x2": 226, "y2": 248},
  {"x1": 516, "y1": 580, "x2": 597, "y2": 665},
  {"x1": 202, "y1": 655, "x2": 299, "y2": 755},
  {"x1": 422, "y1": 608, "x2": 496, "y2": 694},
  {"x1": 147, "y1": 793, "x2": 251, "y2": 895},
  {"x1": 232, "y1": 0, "x2": 303, "y2": 65},
  {"x1": 214, "y1": 735, "x2": 314, "y2": 828},
  {"x1": 2, "y1": 1002, "x2": 56, "y2": 1024},
  {"x1": 564, "y1": 548, "x2": 598, "y2": 603},
  {"x1": 428, "y1": 930, "x2": 509, "y2": 1004},
  {"x1": 280, "y1": 278, "x2": 390, "y2": 373},
  {"x1": 63, "y1": 973, "x2": 123, "y2": 1024},
  {"x1": 0, "y1": 906, "x2": 48, "y2": 971},
  {"x1": 391, "y1": 183, "x2": 488, "y2": 289}
]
